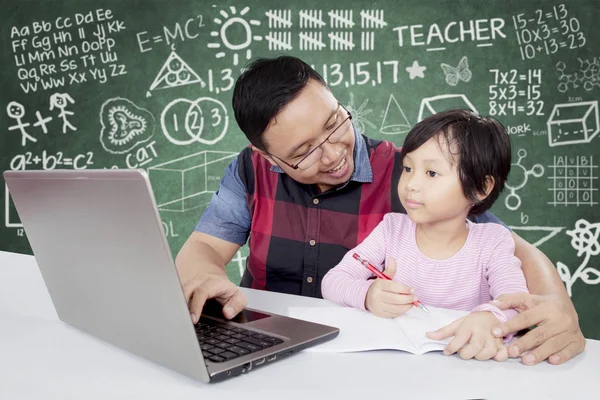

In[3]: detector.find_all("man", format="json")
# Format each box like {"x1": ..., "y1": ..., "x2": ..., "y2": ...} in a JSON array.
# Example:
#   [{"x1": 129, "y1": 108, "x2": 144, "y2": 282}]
[{"x1": 176, "y1": 56, "x2": 585, "y2": 366}]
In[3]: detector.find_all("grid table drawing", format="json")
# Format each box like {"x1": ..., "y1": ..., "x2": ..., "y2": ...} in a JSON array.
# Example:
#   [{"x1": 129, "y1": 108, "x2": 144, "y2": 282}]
[{"x1": 548, "y1": 156, "x2": 597, "y2": 206}]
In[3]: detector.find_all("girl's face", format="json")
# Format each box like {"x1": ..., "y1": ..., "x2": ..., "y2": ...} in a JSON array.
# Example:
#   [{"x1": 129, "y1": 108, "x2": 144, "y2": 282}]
[{"x1": 398, "y1": 134, "x2": 473, "y2": 226}]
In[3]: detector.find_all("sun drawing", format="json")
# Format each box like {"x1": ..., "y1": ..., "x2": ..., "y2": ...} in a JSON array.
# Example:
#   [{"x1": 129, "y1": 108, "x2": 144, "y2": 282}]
[
  {"x1": 347, "y1": 93, "x2": 376, "y2": 133},
  {"x1": 208, "y1": 6, "x2": 262, "y2": 66}
]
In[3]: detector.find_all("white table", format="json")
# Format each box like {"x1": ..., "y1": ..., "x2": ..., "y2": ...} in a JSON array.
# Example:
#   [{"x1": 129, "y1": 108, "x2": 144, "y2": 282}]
[{"x1": 1, "y1": 250, "x2": 598, "y2": 400}]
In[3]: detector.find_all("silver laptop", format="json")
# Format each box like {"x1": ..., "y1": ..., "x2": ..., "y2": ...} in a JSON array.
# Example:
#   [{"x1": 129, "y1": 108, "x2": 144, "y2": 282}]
[{"x1": 4, "y1": 169, "x2": 339, "y2": 383}]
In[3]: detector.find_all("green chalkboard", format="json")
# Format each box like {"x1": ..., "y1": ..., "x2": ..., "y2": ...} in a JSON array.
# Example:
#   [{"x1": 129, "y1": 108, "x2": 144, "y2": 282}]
[{"x1": 1, "y1": 0, "x2": 599, "y2": 339}]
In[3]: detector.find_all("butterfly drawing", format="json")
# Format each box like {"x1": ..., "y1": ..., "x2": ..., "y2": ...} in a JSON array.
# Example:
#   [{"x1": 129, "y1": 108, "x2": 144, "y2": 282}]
[{"x1": 440, "y1": 56, "x2": 472, "y2": 86}]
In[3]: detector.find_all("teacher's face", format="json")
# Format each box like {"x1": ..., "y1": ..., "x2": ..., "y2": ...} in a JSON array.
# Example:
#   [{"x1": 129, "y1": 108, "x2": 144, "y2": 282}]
[{"x1": 258, "y1": 80, "x2": 356, "y2": 193}]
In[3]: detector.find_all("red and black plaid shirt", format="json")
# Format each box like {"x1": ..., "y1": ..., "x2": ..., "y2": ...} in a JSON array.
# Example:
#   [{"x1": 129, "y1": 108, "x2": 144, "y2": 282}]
[{"x1": 237, "y1": 135, "x2": 405, "y2": 298}]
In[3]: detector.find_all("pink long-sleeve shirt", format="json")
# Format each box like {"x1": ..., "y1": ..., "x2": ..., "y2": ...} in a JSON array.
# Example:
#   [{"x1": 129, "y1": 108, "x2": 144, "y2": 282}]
[{"x1": 321, "y1": 213, "x2": 529, "y2": 323}]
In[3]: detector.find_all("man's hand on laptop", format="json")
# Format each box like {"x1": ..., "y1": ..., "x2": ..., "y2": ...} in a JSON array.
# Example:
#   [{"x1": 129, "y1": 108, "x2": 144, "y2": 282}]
[{"x1": 183, "y1": 272, "x2": 248, "y2": 324}]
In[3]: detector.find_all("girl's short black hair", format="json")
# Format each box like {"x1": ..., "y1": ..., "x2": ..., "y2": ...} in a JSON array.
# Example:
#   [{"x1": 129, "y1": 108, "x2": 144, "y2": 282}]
[
  {"x1": 399, "y1": 109, "x2": 511, "y2": 216},
  {"x1": 232, "y1": 56, "x2": 327, "y2": 151}
]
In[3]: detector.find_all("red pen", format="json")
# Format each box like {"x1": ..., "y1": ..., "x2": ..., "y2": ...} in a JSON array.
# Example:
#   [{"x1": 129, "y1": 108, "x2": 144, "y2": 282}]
[{"x1": 353, "y1": 253, "x2": 429, "y2": 313}]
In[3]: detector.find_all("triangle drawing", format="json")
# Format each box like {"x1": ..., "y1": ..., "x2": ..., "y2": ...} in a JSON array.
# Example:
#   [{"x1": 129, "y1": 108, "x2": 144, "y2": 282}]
[
  {"x1": 147, "y1": 50, "x2": 205, "y2": 97},
  {"x1": 509, "y1": 226, "x2": 565, "y2": 248},
  {"x1": 418, "y1": 94, "x2": 478, "y2": 122},
  {"x1": 380, "y1": 94, "x2": 411, "y2": 135}
]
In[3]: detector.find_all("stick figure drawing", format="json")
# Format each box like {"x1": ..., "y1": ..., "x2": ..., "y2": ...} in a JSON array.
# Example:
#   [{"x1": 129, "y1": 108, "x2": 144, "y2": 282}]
[{"x1": 49, "y1": 93, "x2": 77, "y2": 133}]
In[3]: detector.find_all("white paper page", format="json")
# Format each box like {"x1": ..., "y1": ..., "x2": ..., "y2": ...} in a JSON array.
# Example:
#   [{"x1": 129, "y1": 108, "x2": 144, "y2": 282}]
[
  {"x1": 394, "y1": 306, "x2": 469, "y2": 354},
  {"x1": 288, "y1": 307, "x2": 418, "y2": 353}
]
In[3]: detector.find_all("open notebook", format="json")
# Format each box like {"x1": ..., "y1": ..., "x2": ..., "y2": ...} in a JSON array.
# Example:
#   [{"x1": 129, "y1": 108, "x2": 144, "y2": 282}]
[{"x1": 288, "y1": 306, "x2": 469, "y2": 354}]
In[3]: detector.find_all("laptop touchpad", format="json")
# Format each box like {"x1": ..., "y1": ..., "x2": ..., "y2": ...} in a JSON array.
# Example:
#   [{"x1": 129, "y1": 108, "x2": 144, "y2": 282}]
[{"x1": 201, "y1": 299, "x2": 270, "y2": 323}]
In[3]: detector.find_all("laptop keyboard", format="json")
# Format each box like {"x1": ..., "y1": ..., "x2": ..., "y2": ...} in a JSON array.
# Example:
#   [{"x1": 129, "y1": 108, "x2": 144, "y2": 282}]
[{"x1": 195, "y1": 318, "x2": 284, "y2": 363}]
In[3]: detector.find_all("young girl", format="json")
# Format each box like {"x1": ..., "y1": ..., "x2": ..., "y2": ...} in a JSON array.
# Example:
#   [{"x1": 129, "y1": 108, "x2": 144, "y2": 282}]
[{"x1": 321, "y1": 109, "x2": 528, "y2": 362}]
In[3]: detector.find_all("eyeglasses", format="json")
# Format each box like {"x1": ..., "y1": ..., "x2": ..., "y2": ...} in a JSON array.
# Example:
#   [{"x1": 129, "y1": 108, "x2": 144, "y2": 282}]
[{"x1": 268, "y1": 104, "x2": 353, "y2": 171}]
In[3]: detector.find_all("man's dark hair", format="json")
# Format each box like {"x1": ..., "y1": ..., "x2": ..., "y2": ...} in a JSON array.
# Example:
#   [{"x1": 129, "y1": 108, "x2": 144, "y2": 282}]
[
  {"x1": 399, "y1": 109, "x2": 511, "y2": 216},
  {"x1": 232, "y1": 56, "x2": 327, "y2": 151}
]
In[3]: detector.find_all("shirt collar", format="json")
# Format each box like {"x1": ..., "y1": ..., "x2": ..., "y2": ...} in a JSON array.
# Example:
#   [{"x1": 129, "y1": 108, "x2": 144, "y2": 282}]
[{"x1": 269, "y1": 124, "x2": 373, "y2": 183}]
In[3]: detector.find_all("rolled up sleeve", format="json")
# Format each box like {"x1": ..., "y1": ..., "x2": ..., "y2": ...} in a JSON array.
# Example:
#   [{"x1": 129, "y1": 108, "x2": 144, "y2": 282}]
[{"x1": 195, "y1": 157, "x2": 251, "y2": 245}]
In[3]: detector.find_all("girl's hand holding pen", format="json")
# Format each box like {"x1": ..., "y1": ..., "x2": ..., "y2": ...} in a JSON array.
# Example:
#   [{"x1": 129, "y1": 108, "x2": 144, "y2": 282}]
[{"x1": 364, "y1": 257, "x2": 418, "y2": 318}]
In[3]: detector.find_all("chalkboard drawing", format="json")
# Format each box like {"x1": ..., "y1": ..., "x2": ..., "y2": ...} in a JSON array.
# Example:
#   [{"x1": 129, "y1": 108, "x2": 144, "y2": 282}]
[
  {"x1": 328, "y1": 32, "x2": 354, "y2": 51},
  {"x1": 299, "y1": 10, "x2": 325, "y2": 29},
  {"x1": 557, "y1": 219, "x2": 600, "y2": 297},
  {"x1": 148, "y1": 151, "x2": 237, "y2": 212},
  {"x1": 555, "y1": 61, "x2": 580, "y2": 93},
  {"x1": 6, "y1": 101, "x2": 36, "y2": 146},
  {"x1": 358, "y1": 9, "x2": 387, "y2": 50},
  {"x1": 547, "y1": 101, "x2": 599, "y2": 147},
  {"x1": 361, "y1": 32, "x2": 374, "y2": 51},
  {"x1": 49, "y1": 93, "x2": 76, "y2": 134},
  {"x1": 508, "y1": 226, "x2": 565, "y2": 248},
  {"x1": 360, "y1": 10, "x2": 386, "y2": 29},
  {"x1": 147, "y1": 49, "x2": 205, "y2": 97},
  {"x1": 440, "y1": 56, "x2": 472, "y2": 86},
  {"x1": 329, "y1": 10, "x2": 354, "y2": 28},
  {"x1": 418, "y1": 94, "x2": 478, "y2": 122},
  {"x1": 266, "y1": 31, "x2": 293, "y2": 51},
  {"x1": 299, "y1": 32, "x2": 325, "y2": 51},
  {"x1": 505, "y1": 149, "x2": 544, "y2": 211},
  {"x1": 33, "y1": 111, "x2": 53, "y2": 134},
  {"x1": 265, "y1": 9, "x2": 292, "y2": 29},
  {"x1": 100, "y1": 98, "x2": 156, "y2": 155},
  {"x1": 556, "y1": 58, "x2": 600, "y2": 93},
  {"x1": 229, "y1": 249, "x2": 248, "y2": 279},
  {"x1": 579, "y1": 57, "x2": 600, "y2": 91},
  {"x1": 208, "y1": 6, "x2": 262, "y2": 66},
  {"x1": 347, "y1": 93, "x2": 375, "y2": 134},
  {"x1": 405, "y1": 60, "x2": 426, "y2": 80},
  {"x1": 548, "y1": 155, "x2": 597, "y2": 207},
  {"x1": 380, "y1": 94, "x2": 410, "y2": 135},
  {"x1": 161, "y1": 97, "x2": 228, "y2": 146}
]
